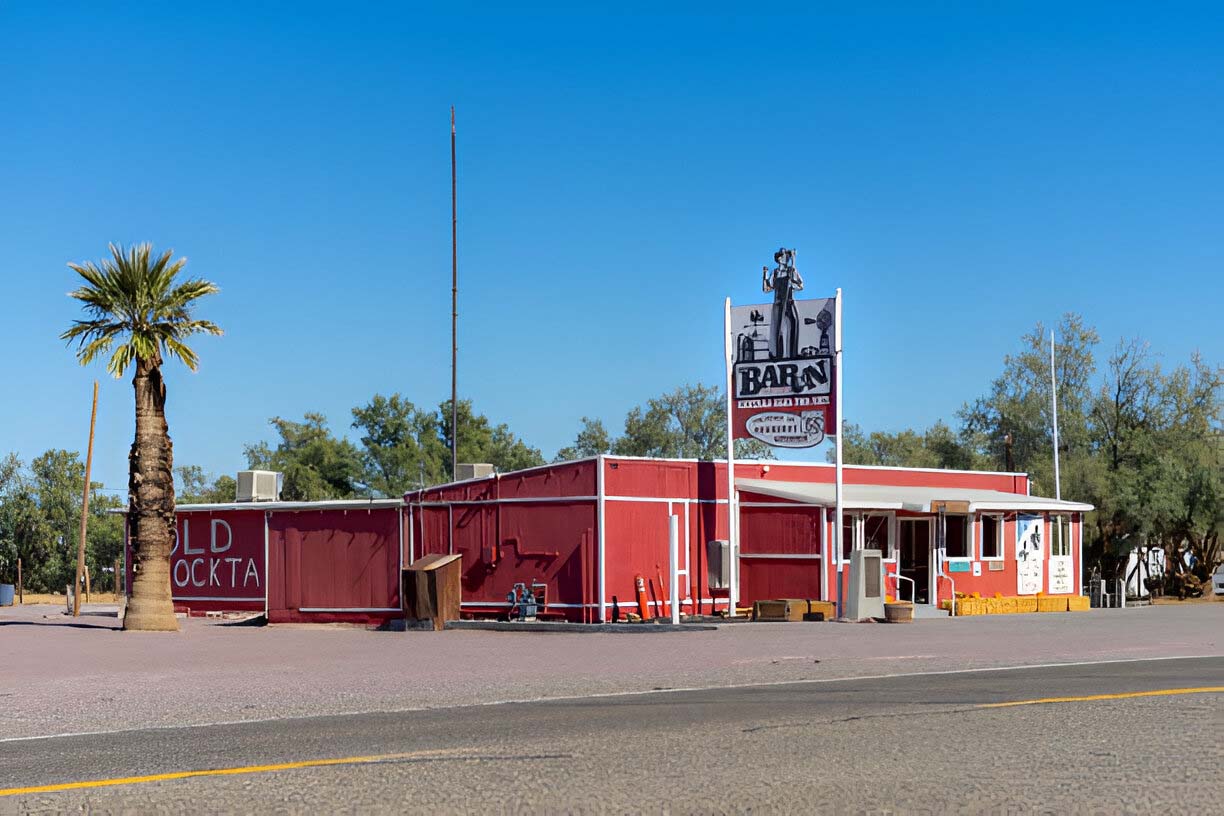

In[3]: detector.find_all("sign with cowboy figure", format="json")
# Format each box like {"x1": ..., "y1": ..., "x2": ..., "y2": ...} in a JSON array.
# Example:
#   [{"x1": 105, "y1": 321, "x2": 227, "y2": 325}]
[{"x1": 730, "y1": 248, "x2": 837, "y2": 448}]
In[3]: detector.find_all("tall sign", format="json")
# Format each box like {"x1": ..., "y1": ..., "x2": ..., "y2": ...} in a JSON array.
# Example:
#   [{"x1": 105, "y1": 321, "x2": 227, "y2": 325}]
[
  {"x1": 730, "y1": 249, "x2": 837, "y2": 448},
  {"x1": 724, "y1": 248, "x2": 843, "y2": 617}
]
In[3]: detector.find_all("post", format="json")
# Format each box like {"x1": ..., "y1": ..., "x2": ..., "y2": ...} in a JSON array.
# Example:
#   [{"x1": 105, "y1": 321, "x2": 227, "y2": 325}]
[
  {"x1": 84, "y1": 565, "x2": 91, "y2": 603},
  {"x1": 16, "y1": 558, "x2": 22, "y2": 604},
  {"x1": 73, "y1": 380, "x2": 98, "y2": 617},
  {"x1": 723, "y1": 297, "x2": 738, "y2": 617},
  {"x1": 1050, "y1": 329, "x2": 1061, "y2": 500},
  {"x1": 669, "y1": 514, "x2": 680, "y2": 625},
  {"x1": 834, "y1": 288, "x2": 844, "y2": 619},
  {"x1": 450, "y1": 106, "x2": 459, "y2": 481},
  {"x1": 113, "y1": 558, "x2": 120, "y2": 597}
]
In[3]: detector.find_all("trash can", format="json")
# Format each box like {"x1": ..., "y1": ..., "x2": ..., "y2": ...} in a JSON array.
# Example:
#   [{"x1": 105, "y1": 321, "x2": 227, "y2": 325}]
[
  {"x1": 402, "y1": 553, "x2": 463, "y2": 631},
  {"x1": 0, "y1": 584, "x2": 14, "y2": 607}
]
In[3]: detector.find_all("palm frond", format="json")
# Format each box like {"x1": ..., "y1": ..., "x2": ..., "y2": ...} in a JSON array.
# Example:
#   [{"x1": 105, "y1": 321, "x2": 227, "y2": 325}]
[{"x1": 63, "y1": 243, "x2": 221, "y2": 377}]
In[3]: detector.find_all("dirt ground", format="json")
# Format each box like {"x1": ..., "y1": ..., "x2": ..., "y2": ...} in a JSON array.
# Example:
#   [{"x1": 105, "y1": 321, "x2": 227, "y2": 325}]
[{"x1": 6, "y1": 591, "x2": 122, "y2": 605}]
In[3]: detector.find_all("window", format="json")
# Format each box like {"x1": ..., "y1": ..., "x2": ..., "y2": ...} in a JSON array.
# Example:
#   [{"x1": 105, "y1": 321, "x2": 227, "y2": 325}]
[
  {"x1": 841, "y1": 515, "x2": 854, "y2": 561},
  {"x1": 1051, "y1": 515, "x2": 1071, "y2": 557},
  {"x1": 980, "y1": 515, "x2": 1002, "y2": 559},
  {"x1": 864, "y1": 515, "x2": 892, "y2": 559},
  {"x1": 943, "y1": 515, "x2": 970, "y2": 559}
]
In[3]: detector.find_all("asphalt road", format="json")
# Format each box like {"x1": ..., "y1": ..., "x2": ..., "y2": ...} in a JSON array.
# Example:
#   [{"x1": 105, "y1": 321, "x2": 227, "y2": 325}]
[{"x1": 2, "y1": 656, "x2": 1220, "y2": 814}]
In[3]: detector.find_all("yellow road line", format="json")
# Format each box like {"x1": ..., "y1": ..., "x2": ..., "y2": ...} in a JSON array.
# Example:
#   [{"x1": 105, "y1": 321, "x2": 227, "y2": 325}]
[
  {"x1": 978, "y1": 686, "x2": 1224, "y2": 709},
  {"x1": 0, "y1": 748, "x2": 468, "y2": 797}
]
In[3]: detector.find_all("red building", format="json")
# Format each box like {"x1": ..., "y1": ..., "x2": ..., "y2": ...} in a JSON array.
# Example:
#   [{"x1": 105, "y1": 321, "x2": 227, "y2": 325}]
[{"x1": 145, "y1": 456, "x2": 1090, "y2": 623}]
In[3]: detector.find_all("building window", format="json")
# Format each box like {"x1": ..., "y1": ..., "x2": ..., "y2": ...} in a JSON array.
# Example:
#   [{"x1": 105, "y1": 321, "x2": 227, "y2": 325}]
[
  {"x1": 980, "y1": 515, "x2": 1002, "y2": 559},
  {"x1": 943, "y1": 515, "x2": 970, "y2": 559},
  {"x1": 1051, "y1": 515, "x2": 1071, "y2": 557},
  {"x1": 841, "y1": 514, "x2": 854, "y2": 562},
  {"x1": 864, "y1": 514, "x2": 892, "y2": 559}
]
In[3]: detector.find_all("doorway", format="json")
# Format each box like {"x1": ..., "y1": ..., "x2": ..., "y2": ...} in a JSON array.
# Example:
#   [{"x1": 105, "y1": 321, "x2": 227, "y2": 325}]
[{"x1": 899, "y1": 519, "x2": 932, "y2": 604}]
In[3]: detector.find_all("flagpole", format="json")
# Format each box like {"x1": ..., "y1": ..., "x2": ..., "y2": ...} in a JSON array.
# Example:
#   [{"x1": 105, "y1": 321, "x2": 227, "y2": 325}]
[
  {"x1": 724, "y1": 296, "x2": 738, "y2": 618},
  {"x1": 834, "y1": 288, "x2": 844, "y2": 619},
  {"x1": 450, "y1": 106, "x2": 458, "y2": 481},
  {"x1": 1050, "y1": 329, "x2": 1061, "y2": 500}
]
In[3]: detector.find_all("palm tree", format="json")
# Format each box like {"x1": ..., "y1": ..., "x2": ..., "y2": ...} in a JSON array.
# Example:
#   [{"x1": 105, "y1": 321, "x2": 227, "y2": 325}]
[{"x1": 62, "y1": 243, "x2": 221, "y2": 631}]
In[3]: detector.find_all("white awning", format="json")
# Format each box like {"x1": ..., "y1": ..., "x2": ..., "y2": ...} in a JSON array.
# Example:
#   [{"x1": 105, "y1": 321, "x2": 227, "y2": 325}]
[{"x1": 736, "y1": 478, "x2": 1093, "y2": 513}]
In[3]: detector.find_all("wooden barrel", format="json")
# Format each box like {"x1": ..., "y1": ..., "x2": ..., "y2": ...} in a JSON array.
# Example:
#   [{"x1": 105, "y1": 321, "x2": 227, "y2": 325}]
[{"x1": 883, "y1": 602, "x2": 914, "y2": 623}]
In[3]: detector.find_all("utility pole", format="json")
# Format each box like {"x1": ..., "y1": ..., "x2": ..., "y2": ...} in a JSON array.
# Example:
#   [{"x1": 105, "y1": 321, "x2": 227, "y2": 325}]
[
  {"x1": 73, "y1": 380, "x2": 98, "y2": 617},
  {"x1": 450, "y1": 105, "x2": 458, "y2": 481}
]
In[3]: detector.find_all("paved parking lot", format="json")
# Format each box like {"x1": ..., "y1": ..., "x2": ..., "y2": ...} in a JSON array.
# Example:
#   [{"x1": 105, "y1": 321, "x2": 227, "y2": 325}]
[{"x1": 2, "y1": 601, "x2": 1220, "y2": 741}]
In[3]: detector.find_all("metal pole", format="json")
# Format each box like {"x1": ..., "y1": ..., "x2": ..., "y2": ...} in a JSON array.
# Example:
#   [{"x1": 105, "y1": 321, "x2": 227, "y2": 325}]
[
  {"x1": 1050, "y1": 329, "x2": 1061, "y2": 500},
  {"x1": 73, "y1": 381, "x2": 98, "y2": 617},
  {"x1": 834, "y1": 288, "x2": 844, "y2": 619},
  {"x1": 669, "y1": 514, "x2": 680, "y2": 625},
  {"x1": 723, "y1": 297, "x2": 737, "y2": 617},
  {"x1": 450, "y1": 105, "x2": 458, "y2": 480}
]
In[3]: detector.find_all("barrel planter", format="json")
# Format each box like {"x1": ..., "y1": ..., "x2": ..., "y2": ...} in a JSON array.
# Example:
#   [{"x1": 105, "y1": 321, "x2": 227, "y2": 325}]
[{"x1": 883, "y1": 601, "x2": 913, "y2": 623}]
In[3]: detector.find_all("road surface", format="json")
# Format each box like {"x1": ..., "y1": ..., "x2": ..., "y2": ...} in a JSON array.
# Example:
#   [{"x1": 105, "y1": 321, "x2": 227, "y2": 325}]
[{"x1": 2, "y1": 656, "x2": 1220, "y2": 814}]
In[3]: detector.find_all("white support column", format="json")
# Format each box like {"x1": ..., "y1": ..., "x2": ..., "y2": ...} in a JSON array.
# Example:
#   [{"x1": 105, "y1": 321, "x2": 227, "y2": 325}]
[
  {"x1": 597, "y1": 455, "x2": 607, "y2": 622},
  {"x1": 834, "y1": 287, "x2": 844, "y2": 619},
  {"x1": 669, "y1": 514, "x2": 680, "y2": 625},
  {"x1": 724, "y1": 297, "x2": 739, "y2": 618}
]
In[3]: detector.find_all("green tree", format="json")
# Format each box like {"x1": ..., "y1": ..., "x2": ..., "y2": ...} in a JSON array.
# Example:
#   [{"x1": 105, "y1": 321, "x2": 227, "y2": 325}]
[
  {"x1": 175, "y1": 465, "x2": 237, "y2": 504},
  {"x1": 836, "y1": 421, "x2": 982, "y2": 470},
  {"x1": 62, "y1": 243, "x2": 221, "y2": 630},
  {"x1": 351, "y1": 394, "x2": 448, "y2": 495},
  {"x1": 438, "y1": 399, "x2": 545, "y2": 477},
  {"x1": 245, "y1": 413, "x2": 365, "y2": 501},
  {"x1": 555, "y1": 417, "x2": 613, "y2": 461}
]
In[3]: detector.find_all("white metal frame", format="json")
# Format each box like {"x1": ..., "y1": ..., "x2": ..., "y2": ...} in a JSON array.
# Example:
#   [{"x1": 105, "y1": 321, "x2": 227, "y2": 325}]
[{"x1": 978, "y1": 512, "x2": 1005, "y2": 561}]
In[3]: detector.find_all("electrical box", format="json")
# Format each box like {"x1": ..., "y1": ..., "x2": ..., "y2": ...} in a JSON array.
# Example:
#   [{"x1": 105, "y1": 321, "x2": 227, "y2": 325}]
[
  {"x1": 846, "y1": 548, "x2": 885, "y2": 621},
  {"x1": 707, "y1": 539, "x2": 731, "y2": 590},
  {"x1": 235, "y1": 470, "x2": 281, "y2": 502}
]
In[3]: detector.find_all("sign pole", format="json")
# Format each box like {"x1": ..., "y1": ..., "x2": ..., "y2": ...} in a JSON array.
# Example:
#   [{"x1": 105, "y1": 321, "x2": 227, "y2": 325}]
[
  {"x1": 1050, "y1": 329, "x2": 1061, "y2": 500},
  {"x1": 834, "y1": 288, "x2": 844, "y2": 619},
  {"x1": 450, "y1": 106, "x2": 459, "y2": 481},
  {"x1": 724, "y1": 296, "x2": 738, "y2": 618},
  {"x1": 73, "y1": 381, "x2": 98, "y2": 617}
]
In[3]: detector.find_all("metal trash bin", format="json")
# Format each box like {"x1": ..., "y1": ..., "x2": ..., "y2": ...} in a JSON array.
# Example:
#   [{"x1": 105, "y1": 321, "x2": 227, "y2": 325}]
[{"x1": 0, "y1": 584, "x2": 13, "y2": 607}]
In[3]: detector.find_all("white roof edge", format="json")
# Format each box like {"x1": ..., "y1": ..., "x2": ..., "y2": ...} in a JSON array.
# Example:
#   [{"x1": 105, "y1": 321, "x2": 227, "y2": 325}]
[
  {"x1": 970, "y1": 501, "x2": 1094, "y2": 512},
  {"x1": 173, "y1": 499, "x2": 404, "y2": 513}
]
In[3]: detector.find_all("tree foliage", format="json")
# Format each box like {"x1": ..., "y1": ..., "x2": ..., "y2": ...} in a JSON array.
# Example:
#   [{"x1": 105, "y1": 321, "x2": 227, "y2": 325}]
[
  {"x1": 0, "y1": 451, "x2": 124, "y2": 592},
  {"x1": 555, "y1": 383, "x2": 775, "y2": 462}
]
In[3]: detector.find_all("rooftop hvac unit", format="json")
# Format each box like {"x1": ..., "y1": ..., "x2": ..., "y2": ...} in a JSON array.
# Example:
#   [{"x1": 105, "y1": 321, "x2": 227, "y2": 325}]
[
  {"x1": 236, "y1": 470, "x2": 281, "y2": 502},
  {"x1": 455, "y1": 463, "x2": 495, "y2": 482}
]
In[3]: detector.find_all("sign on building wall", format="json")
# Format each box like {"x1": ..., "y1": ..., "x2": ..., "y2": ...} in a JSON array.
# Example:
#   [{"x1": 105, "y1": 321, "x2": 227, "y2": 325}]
[
  {"x1": 1049, "y1": 558, "x2": 1073, "y2": 594},
  {"x1": 730, "y1": 248, "x2": 837, "y2": 448},
  {"x1": 1016, "y1": 514, "x2": 1044, "y2": 595},
  {"x1": 170, "y1": 512, "x2": 265, "y2": 602}
]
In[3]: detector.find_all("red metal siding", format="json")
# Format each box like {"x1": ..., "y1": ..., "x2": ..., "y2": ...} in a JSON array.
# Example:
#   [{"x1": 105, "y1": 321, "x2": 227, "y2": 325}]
[{"x1": 267, "y1": 508, "x2": 400, "y2": 623}]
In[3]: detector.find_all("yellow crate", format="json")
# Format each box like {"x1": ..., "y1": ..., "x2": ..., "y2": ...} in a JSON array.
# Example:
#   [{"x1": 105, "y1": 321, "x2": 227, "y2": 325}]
[
  {"x1": 1038, "y1": 596, "x2": 1069, "y2": 612},
  {"x1": 1015, "y1": 597, "x2": 1039, "y2": 613},
  {"x1": 1067, "y1": 595, "x2": 1090, "y2": 612}
]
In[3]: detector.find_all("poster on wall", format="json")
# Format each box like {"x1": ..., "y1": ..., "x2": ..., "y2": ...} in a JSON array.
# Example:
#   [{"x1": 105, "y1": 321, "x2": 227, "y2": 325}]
[
  {"x1": 729, "y1": 248, "x2": 837, "y2": 448},
  {"x1": 1016, "y1": 514, "x2": 1044, "y2": 595}
]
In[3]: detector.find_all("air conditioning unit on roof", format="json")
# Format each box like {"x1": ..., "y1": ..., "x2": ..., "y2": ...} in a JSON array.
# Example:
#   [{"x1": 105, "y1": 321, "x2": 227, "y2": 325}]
[{"x1": 236, "y1": 470, "x2": 281, "y2": 502}]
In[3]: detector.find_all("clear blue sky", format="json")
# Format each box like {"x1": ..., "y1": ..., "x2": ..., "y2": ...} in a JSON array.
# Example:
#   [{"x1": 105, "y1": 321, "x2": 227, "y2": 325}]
[{"x1": 2, "y1": 2, "x2": 1221, "y2": 492}]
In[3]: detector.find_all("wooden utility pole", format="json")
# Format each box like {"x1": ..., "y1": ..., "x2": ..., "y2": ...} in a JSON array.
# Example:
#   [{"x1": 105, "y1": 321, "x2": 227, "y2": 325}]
[
  {"x1": 84, "y1": 565, "x2": 91, "y2": 603},
  {"x1": 450, "y1": 105, "x2": 459, "y2": 480},
  {"x1": 73, "y1": 381, "x2": 98, "y2": 617},
  {"x1": 113, "y1": 558, "x2": 120, "y2": 598},
  {"x1": 16, "y1": 558, "x2": 21, "y2": 604}
]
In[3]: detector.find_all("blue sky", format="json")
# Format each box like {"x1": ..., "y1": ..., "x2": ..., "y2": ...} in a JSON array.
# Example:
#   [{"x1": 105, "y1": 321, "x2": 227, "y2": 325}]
[{"x1": 2, "y1": 2, "x2": 1221, "y2": 491}]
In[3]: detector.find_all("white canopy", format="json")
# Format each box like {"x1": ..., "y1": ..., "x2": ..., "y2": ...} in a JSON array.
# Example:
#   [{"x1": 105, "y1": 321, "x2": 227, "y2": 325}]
[{"x1": 736, "y1": 478, "x2": 1093, "y2": 513}]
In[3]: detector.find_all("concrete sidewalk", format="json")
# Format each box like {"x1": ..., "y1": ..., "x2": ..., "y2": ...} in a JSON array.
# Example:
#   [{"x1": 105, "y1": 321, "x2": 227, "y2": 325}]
[{"x1": 2, "y1": 601, "x2": 1220, "y2": 741}]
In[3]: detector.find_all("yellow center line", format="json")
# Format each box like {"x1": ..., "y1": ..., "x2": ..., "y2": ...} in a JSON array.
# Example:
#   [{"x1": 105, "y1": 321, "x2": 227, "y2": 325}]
[
  {"x1": 0, "y1": 748, "x2": 469, "y2": 797},
  {"x1": 978, "y1": 686, "x2": 1224, "y2": 709}
]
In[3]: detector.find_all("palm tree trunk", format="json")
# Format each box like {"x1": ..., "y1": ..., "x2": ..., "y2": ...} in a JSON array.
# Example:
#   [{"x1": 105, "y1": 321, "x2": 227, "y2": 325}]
[{"x1": 123, "y1": 356, "x2": 179, "y2": 631}]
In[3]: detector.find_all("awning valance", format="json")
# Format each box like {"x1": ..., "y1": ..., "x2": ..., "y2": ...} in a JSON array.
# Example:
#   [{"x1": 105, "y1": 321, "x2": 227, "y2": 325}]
[{"x1": 735, "y1": 478, "x2": 1093, "y2": 513}]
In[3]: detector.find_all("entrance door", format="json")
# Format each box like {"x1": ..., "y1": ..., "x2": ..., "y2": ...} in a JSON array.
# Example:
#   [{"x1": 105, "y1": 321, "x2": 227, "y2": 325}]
[{"x1": 898, "y1": 519, "x2": 932, "y2": 604}]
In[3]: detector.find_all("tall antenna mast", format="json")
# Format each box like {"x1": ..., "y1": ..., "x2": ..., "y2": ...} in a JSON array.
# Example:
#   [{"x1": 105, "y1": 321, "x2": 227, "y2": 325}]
[
  {"x1": 1050, "y1": 328, "x2": 1061, "y2": 500},
  {"x1": 450, "y1": 106, "x2": 458, "y2": 480}
]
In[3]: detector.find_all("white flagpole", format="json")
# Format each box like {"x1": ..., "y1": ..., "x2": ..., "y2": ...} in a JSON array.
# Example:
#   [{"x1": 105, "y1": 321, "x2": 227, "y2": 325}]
[
  {"x1": 834, "y1": 288, "x2": 844, "y2": 619},
  {"x1": 724, "y1": 297, "x2": 738, "y2": 618},
  {"x1": 1050, "y1": 328, "x2": 1061, "y2": 500}
]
